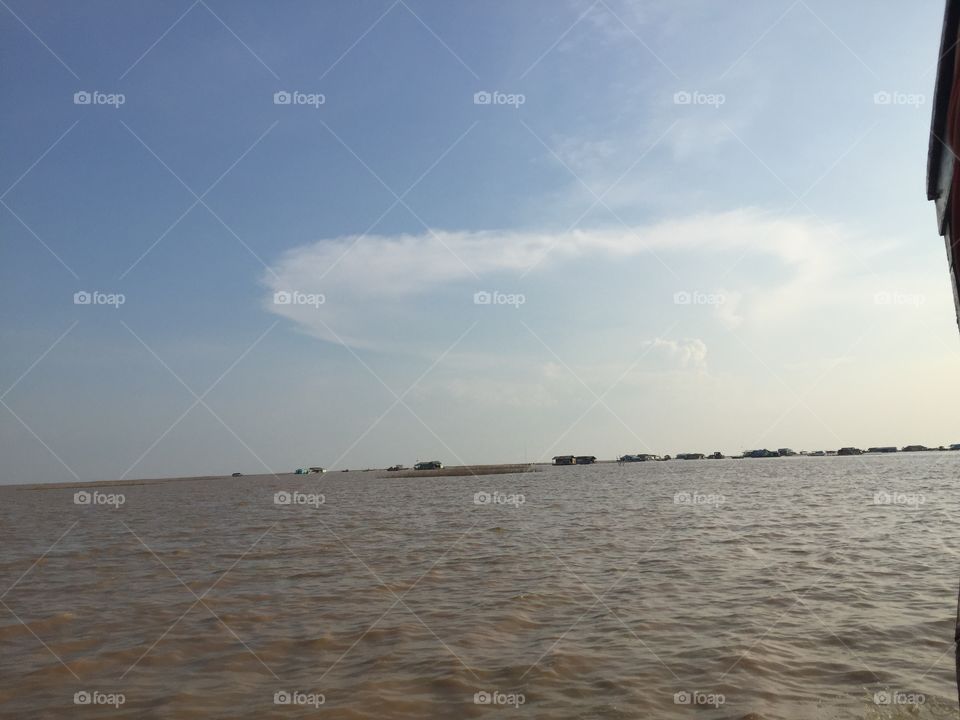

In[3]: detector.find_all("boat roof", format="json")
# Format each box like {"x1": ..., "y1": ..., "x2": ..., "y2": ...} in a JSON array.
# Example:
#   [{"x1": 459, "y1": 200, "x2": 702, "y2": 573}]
[{"x1": 927, "y1": 0, "x2": 960, "y2": 201}]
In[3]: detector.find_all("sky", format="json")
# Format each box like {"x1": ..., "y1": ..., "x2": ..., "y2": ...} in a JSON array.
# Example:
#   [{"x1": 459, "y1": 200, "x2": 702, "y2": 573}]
[{"x1": 1, "y1": 0, "x2": 958, "y2": 484}]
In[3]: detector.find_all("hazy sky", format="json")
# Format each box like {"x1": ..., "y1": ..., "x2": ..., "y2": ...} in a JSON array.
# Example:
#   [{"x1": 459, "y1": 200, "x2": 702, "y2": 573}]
[{"x1": 2, "y1": 0, "x2": 958, "y2": 484}]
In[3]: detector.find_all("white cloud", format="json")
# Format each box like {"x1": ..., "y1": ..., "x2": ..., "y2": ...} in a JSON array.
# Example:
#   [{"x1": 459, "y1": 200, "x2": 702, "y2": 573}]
[
  {"x1": 643, "y1": 337, "x2": 708, "y2": 372},
  {"x1": 263, "y1": 209, "x2": 878, "y2": 350},
  {"x1": 713, "y1": 290, "x2": 743, "y2": 329}
]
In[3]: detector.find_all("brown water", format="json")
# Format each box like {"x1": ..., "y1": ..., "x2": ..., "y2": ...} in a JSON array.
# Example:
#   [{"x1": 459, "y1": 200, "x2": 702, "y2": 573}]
[{"x1": 1, "y1": 453, "x2": 959, "y2": 719}]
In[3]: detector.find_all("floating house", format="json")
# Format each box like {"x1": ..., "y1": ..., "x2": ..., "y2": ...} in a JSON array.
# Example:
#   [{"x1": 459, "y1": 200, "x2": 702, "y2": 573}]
[
  {"x1": 553, "y1": 455, "x2": 597, "y2": 465},
  {"x1": 708, "y1": 452, "x2": 725, "y2": 460},
  {"x1": 867, "y1": 447, "x2": 898, "y2": 454},
  {"x1": 414, "y1": 461, "x2": 443, "y2": 470},
  {"x1": 676, "y1": 453, "x2": 705, "y2": 460},
  {"x1": 618, "y1": 453, "x2": 660, "y2": 462},
  {"x1": 777, "y1": 448, "x2": 797, "y2": 457},
  {"x1": 837, "y1": 447, "x2": 863, "y2": 456},
  {"x1": 951, "y1": 444, "x2": 960, "y2": 451},
  {"x1": 901, "y1": 445, "x2": 930, "y2": 452},
  {"x1": 744, "y1": 449, "x2": 778, "y2": 458}
]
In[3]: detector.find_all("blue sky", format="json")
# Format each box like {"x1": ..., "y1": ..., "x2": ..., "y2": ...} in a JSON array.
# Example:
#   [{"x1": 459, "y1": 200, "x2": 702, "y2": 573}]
[{"x1": 2, "y1": 0, "x2": 958, "y2": 483}]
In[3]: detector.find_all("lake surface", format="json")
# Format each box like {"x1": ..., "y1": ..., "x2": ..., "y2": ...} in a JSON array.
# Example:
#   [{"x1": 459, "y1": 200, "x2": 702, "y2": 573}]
[{"x1": 1, "y1": 453, "x2": 959, "y2": 718}]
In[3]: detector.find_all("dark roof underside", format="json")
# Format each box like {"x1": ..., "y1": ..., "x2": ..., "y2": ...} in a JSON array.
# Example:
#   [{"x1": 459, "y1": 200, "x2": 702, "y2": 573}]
[{"x1": 928, "y1": 0, "x2": 960, "y2": 200}]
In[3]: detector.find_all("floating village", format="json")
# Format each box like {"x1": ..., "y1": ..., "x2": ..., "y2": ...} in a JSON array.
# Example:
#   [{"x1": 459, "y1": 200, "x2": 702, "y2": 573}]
[
  {"x1": 230, "y1": 444, "x2": 960, "y2": 478},
  {"x1": 614, "y1": 444, "x2": 960, "y2": 462}
]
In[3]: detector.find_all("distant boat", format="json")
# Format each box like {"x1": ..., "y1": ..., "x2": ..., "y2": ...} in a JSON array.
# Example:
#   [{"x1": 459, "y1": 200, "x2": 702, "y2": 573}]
[
  {"x1": 901, "y1": 445, "x2": 930, "y2": 452},
  {"x1": 387, "y1": 464, "x2": 405, "y2": 471},
  {"x1": 414, "y1": 460, "x2": 443, "y2": 470},
  {"x1": 777, "y1": 448, "x2": 797, "y2": 457},
  {"x1": 676, "y1": 453, "x2": 705, "y2": 460},
  {"x1": 575, "y1": 455, "x2": 597, "y2": 465},
  {"x1": 867, "y1": 447, "x2": 898, "y2": 453},
  {"x1": 744, "y1": 449, "x2": 778, "y2": 458}
]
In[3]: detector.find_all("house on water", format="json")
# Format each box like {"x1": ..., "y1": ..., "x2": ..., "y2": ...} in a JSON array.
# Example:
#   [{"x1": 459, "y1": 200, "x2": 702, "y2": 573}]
[
  {"x1": 553, "y1": 455, "x2": 596, "y2": 465},
  {"x1": 619, "y1": 454, "x2": 659, "y2": 462}
]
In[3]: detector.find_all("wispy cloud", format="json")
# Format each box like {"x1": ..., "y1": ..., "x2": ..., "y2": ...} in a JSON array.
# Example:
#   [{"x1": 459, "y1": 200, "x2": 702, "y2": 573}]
[{"x1": 263, "y1": 208, "x2": 876, "y2": 351}]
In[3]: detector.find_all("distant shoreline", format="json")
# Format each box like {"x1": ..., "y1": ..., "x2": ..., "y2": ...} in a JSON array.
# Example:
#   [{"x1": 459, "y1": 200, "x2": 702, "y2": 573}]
[
  {"x1": 1, "y1": 463, "x2": 544, "y2": 490},
  {"x1": 4, "y1": 451, "x2": 957, "y2": 490}
]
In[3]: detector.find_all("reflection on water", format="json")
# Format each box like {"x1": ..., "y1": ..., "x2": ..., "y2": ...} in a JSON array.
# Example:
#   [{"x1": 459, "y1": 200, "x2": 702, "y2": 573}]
[{"x1": 1, "y1": 453, "x2": 959, "y2": 719}]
